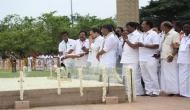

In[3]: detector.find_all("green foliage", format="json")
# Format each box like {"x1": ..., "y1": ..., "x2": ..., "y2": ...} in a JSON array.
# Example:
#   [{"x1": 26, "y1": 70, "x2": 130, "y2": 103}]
[
  {"x1": 140, "y1": 0, "x2": 190, "y2": 25},
  {"x1": 0, "y1": 12, "x2": 115, "y2": 58},
  {"x1": 70, "y1": 14, "x2": 115, "y2": 39}
]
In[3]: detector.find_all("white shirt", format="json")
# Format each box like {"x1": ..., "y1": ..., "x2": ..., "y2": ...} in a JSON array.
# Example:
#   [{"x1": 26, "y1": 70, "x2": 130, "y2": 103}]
[
  {"x1": 121, "y1": 30, "x2": 140, "y2": 63},
  {"x1": 158, "y1": 31, "x2": 165, "y2": 51},
  {"x1": 58, "y1": 39, "x2": 76, "y2": 55},
  {"x1": 99, "y1": 32, "x2": 118, "y2": 68},
  {"x1": 58, "y1": 38, "x2": 76, "y2": 64},
  {"x1": 160, "y1": 29, "x2": 180, "y2": 59},
  {"x1": 177, "y1": 34, "x2": 190, "y2": 64},
  {"x1": 139, "y1": 29, "x2": 160, "y2": 61},
  {"x1": 118, "y1": 37, "x2": 124, "y2": 56},
  {"x1": 37, "y1": 55, "x2": 45, "y2": 59},
  {"x1": 87, "y1": 35, "x2": 104, "y2": 66},
  {"x1": 75, "y1": 39, "x2": 89, "y2": 54},
  {"x1": 74, "y1": 39, "x2": 89, "y2": 67},
  {"x1": 27, "y1": 56, "x2": 33, "y2": 66},
  {"x1": 114, "y1": 33, "x2": 121, "y2": 59}
]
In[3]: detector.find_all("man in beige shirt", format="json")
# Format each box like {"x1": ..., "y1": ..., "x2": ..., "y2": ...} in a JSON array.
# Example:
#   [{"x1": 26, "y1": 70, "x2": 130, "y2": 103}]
[{"x1": 160, "y1": 21, "x2": 180, "y2": 95}]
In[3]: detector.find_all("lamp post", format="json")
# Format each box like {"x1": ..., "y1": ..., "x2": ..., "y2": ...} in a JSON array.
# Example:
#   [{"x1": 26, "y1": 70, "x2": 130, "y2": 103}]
[{"x1": 70, "y1": 0, "x2": 74, "y2": 27}]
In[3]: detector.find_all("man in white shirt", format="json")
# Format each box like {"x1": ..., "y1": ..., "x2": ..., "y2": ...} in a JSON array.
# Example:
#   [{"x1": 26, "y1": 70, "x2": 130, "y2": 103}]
[
  {"x1": 74, "y1": 31, "x2": 89, "y2": 67},
  {"x1": 177, "y1": 22, "x2": 190, "y2": 97},
  {"x1": 121, "y1": 22, "x2": 144, "y2": 95},
  {"x1": 46, "y1": 55, "x2": 53, "y2": 70},
  {"x1": 160, "y1": 21, "x2": 180, "y2": 96},
  {"x1": 97, "y1": 25, "x2": 118, "y2": 69},
  {"x1": 115, "y1": 27, "x2": 124, "y2": 58},
  {"x1": 138, "y1": 21, "x2": 160, "y2": 96},
  {"x1": 115, "y1": 27, "x2": 124, "y2": 76},
  {"x1": 88, "y1": 28, "x2": 104, "y2": 68},
  {"x1": 96, "y1": 25, "x2": 119, "y2": 82},
  {"x1": 27, "y1": 56, "x2": 33, "y2": 72},
  {"x1": 58, "y1": 31, "x2": 76, "y2": 68}
]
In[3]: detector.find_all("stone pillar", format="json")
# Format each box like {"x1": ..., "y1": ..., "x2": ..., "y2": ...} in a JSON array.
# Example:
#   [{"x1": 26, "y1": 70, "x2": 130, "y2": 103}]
[{"x1": 116, "y1": 0, "x2": 139, "y2": 27}]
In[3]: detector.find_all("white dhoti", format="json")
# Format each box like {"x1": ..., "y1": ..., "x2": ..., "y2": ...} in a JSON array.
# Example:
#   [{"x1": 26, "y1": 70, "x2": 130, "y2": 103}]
[
  {"x1": 179, "y1": 64, "x2": 190, "y2": 97},
  {"x1": 161, "y1": 59, "x2": 179, "y2": 94},
  {"x1": 116, "y1": 56, "x2": 122, "y2": 77},
  {"x1": 122, "y1": 63, "x2": 144, "y2": 95},
  {"x1": 157, "y1": 61, "x2": 161, "y2": 86},
  {"x1": 140, "y1": 58, "x2": 160, "y2": 95}
]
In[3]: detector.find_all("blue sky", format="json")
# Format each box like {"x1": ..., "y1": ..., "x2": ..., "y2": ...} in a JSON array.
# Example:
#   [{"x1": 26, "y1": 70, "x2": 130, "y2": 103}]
[{"x1": 0, "y1": 0, "x2": 150, "y2": 20}]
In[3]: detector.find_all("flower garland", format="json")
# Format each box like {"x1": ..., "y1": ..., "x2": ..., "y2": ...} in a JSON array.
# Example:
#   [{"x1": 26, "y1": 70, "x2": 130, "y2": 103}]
[
  {"x1": 78, "y1": 68, "x2": 83, "y2": 96},
  {"x1": 131, "y1": 67, "x2": 136, "y2": 101},
  {"x1": 126, "y1": 67, "x2": 132, "y2": 103},
  {"x1": 19, "y1": 71, "x2": 24, "y2": 101},
  {"x1": 56, "y1": 68, "x2": 61, "y2": 95},
  {"x1": 126, "y1": 67, "x2": 136, "y2": 103},
  {"x1": 102, "y1": 66, "x2": 107, "y2": 102},
  {"x1": 23, "y1": 66, "x2": 27, "y2": 74}
]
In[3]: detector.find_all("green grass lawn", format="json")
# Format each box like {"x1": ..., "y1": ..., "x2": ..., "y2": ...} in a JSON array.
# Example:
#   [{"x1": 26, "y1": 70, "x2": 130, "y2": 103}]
[
  {"x1": 0, "y1": 67, "x2": 123, "y2": 78},
  {"x1": 0, "y1": 70, "x2": 52, "y2": 78}
]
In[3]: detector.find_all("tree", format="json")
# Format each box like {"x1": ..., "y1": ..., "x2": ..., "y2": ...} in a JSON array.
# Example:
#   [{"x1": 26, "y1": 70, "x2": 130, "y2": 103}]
[
  {"x1": 140, "y1": 0, "x2": 190, "y2": 25},
  {"x1": 70, "y1": 14, "x2": 116, "y2": 39},
  {"x1": 0, "y1": 12, "x2": 116, "y2": 58}
]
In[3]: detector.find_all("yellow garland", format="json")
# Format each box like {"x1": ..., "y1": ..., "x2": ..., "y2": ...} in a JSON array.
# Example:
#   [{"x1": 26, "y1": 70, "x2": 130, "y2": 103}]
[
  {"x1": 126, "y1": 67, "x2": 132, "y2": 103},
  {"x1": 126, "y1": 67, "x2": 136, "y2": 103},
  {"x1": 131, "y1": 68, "x2": 136, "y2": 101},
  {"x1": 102, "y1": 66, "x2": 107, "y2": 102},
  {"x1": 19, "y1": 71, "x2": 24, "y2": 101},
  {"x1": 56, "y1": 68, "x2": 61, "y2": 95},
  {"x1": 78, "y1": 68, "x2": 83, "y2": 96},
  {"x1": 23, "y1": 66, "x2": 27, "y2": 74}
]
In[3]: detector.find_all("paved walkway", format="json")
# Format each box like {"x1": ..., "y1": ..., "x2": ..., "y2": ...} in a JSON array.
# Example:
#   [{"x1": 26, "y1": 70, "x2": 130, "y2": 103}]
[{"x1": 31, "y1": 96, "x2": 190, "y2": 110}]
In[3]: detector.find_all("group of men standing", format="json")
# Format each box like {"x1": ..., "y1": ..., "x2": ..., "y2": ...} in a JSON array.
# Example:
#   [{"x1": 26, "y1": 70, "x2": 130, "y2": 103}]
[{"x1": 58, "y1": 21, "x2": 190, "y2": 98}]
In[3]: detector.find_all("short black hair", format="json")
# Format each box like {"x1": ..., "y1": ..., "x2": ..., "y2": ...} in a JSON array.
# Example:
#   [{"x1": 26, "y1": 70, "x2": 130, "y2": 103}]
[
  {"x1": 60, "y1": 31, "x2": 69, "y2": 36},
  {"x1": 162, "y1": 21, "x2": 173, "y2": 29},
  {"x1": 144, "y1": 21, "x2": 154, "y2": 28},
  {"x1": 90, "y1": 28, "x2": 101, "y2": 34},
  {"x1": 136, "y1": 22, "x2": 142, "y2": 31},
  {"x1": 126, "y1": 22, "x2": 137, "y2": 29},
  {"x1": 109, "y1": 24, "x2": 115, "y2": 32},
  {"x1": 79, "y1": 30, "x2": 87, "y2": 36},
  {"x1": 102, "y1": 24, "x2": 113, "y2": 32},
  {"x1": 117, "y1": 27, "x2": 124, "y2": 32},
  {"x1": 183, "y1": 21, "x2": 190, "y2": 26},
  {"x1": 175, "y1": 21, "x2": 183, "y2": 28}
]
